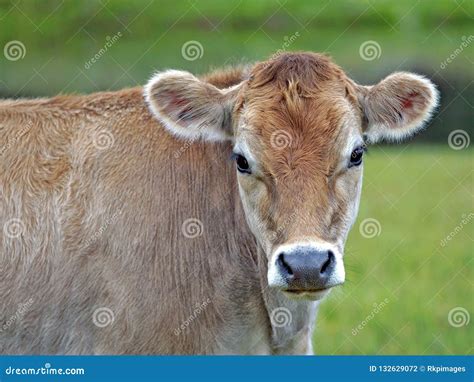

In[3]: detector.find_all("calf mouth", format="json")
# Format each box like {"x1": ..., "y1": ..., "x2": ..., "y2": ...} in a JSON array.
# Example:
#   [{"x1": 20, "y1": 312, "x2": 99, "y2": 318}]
[{"x1": 282, "y1": 287, "x2": 334, "y2": 301}]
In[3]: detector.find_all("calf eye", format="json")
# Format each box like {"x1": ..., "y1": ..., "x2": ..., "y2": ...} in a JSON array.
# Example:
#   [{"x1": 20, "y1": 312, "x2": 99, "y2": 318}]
[
  {"x1": 233, "y1": 153, "x2": 251, "y2": 174},
  {"x1": 349, "y1": 146, "x2": 365, "y2": 167}
]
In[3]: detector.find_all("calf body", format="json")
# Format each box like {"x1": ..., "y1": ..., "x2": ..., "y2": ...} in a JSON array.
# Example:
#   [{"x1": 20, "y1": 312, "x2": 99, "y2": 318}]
[
  {"x1": 0, "y1": 53, "x2": 438, "y2": 354},
  {"x1": 0, "y1": 86, "x2": 314, "y2": 355}
]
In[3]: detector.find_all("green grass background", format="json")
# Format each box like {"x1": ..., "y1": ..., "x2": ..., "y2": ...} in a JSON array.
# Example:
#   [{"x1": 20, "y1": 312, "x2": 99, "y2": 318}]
[{"x1": 0, "y1": 0, "x2": 472, "y2": 354}]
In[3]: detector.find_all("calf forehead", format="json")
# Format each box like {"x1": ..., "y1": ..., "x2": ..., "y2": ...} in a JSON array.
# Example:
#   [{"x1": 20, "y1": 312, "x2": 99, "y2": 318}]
[
  {"x1": 235, "y1": 52, "x2": 361, "y2": 176},
  {"x1": 239, "y1": 84, "x2": 359, "y2": 179}
]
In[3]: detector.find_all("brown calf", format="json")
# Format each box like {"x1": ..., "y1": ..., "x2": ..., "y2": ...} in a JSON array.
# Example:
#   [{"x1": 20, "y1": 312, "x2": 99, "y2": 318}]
[{"x1": 0, "y1": 52, "x2": 438, "y2": 354}]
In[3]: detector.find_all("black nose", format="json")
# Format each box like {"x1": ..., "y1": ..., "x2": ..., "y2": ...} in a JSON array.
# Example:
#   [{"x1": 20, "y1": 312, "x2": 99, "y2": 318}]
[{"x1": 276, "y1": 248, "x2": 336, "y2": 290}]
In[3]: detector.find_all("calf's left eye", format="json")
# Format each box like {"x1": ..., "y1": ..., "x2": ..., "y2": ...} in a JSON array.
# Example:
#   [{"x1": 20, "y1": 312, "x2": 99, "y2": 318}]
[
  {"x1": 349, "y1": 147, "x2": 365, "y2": 167},
  {"x1": 232, "y1": 153, "x2": 251, "y2": 174}
]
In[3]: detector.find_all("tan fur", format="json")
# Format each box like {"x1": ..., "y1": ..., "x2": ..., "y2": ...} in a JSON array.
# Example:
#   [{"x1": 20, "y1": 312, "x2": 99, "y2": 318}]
[
  {"x1": 0, "y1": 86, "x2": 268, "y2": 354},
  {"x1": 0, "y1": 52, "x2": 438, "y2": 354}
]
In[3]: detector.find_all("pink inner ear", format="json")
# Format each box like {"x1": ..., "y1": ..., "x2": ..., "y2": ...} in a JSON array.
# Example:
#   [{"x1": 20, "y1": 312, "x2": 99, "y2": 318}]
[
  {"x1": 160, "y1": 91, "x2": 186, "y2": 112},
  {"x1": 401, "y1": 92, "x2": 419, "y2": 109},
  {"x1": 162, "y1": 90, "x2": 188, "y2": 109},
  {"x1": 160, "y1": 91, "x2": 196, "y2": 125}
]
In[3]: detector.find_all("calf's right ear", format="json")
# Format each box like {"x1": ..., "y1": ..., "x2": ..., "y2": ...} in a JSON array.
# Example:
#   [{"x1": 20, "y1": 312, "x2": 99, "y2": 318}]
[{"x1": 144, "y1": 70, "x2": 239, "y2": 142}]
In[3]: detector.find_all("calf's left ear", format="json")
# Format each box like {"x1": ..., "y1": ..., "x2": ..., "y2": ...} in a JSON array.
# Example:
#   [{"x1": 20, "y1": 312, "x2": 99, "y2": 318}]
[
  {"x1": 357, "y1": 72, "x2": 439, "y2": 143},
  {"x1": 144, "y1": 70, "x2": 239, "y2": 141}
]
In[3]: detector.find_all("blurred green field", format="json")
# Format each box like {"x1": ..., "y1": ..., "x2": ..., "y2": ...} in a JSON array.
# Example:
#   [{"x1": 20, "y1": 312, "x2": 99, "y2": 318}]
[
  {"x1": 314, "y1": 146, "x2": 473, "y2": 354},
  {"x1": 0, "y1": 1, "x2": 472, "y2": 355},
  {"x1": 0, "y1": 0, "x2": 472, "y2": 142}
]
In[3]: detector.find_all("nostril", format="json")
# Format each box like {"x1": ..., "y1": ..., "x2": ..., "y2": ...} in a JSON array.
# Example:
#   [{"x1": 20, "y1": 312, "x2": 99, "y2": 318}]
[
  {"x1": 277, "y1": 252, "x2": 293, "y2": 276},
  {"x1": 320, "y1": 250, "x2": 334, "y2": 275}
]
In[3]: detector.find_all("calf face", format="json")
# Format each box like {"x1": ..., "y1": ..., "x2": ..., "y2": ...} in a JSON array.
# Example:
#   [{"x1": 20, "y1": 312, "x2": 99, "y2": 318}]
[{"x1": 145, "y1": 52, "x2": 438, "y2": 300}]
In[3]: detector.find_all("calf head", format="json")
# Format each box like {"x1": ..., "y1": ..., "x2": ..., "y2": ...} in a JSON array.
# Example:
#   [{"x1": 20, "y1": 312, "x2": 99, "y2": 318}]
[{"x1": 145, "y1": 52, "x2": 439, "y2": 300}]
